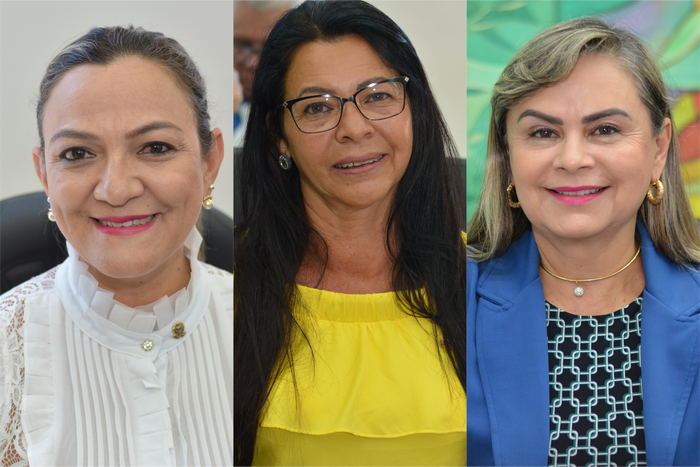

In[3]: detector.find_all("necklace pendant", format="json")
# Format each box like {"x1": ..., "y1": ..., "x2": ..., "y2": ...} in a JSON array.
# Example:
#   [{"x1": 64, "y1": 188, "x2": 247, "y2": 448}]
[{"x1": 574, "y1": 286, "x2": 584, "y2": 297}]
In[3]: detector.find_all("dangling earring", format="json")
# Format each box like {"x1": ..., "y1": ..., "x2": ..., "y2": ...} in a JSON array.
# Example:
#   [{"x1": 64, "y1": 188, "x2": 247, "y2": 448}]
[
  {"x1": 279, "y1": 153, "x2": 292, "y2": 170},
  {"x1": 202, "y1": 183, "x2": 215, "y2": 210},
  {"x1": 507, "y1": 184, "x2": 521, "y2": 209},
  {"x1": 47, "y1": 196, "x2": 56, "y2": 222},
  {"x1": 646, "y1": 179, "x2": 664, "y2": 205}
]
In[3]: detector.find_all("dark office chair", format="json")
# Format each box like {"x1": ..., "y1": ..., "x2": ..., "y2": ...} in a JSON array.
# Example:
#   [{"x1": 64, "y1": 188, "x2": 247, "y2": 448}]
[
  {"x1": 233, "y1": 147, "x2": 467, "y2": 228},
  {"x1": 0, "y1": 192, "x2": 233, "y2": 294}
]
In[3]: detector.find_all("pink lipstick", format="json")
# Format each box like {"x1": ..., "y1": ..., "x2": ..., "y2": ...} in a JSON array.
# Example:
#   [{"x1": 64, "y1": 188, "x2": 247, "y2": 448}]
[
  {"x1": 93, "y1": 214, "x2": 157, "y2": 236},
  {"x1": 548, "y1": 186, "x2": 607, "y2": 205}
]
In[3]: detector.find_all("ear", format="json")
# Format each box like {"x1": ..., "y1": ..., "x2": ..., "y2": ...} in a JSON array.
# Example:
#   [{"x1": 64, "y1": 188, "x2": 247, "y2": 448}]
[
  {"x1": 652, "y1": 117, "x2": 671, "y2": 181},
  {"x1": 203, "y1": 128, "x2": 225, "y2": 190},
  {"x1": 32, "y1": 147, "x2": 50, "y2": 196},
  {"x1": 277, "y1": 136, "x2": 290, "y2": 157}
]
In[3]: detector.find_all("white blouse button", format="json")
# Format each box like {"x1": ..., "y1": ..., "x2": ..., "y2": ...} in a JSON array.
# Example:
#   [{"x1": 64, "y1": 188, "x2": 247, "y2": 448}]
[{"x1": 142, "y1": 340, "x2": 154, "y2": 352}]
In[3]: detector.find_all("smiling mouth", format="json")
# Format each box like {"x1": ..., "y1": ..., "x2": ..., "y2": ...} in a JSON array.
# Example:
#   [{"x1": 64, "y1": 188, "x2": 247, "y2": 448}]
[
  {"x1": 334, "y1": 154, "x2": 385, "y2": 169},
  {"x1": 551, "y1": 188, "x2": 604, "y2": 196},
  {"x1": 96, "y1": 215, "x2": 155, "y2": 227}
]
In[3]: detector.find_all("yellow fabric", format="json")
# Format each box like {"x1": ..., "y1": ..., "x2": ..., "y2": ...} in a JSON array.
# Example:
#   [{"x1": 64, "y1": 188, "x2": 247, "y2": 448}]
[{"x1": 253, "y1": 285, "x2": 466, "y2": 466}]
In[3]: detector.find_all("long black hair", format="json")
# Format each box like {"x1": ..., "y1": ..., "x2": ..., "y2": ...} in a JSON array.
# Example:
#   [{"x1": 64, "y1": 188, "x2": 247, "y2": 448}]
[{"x1": 234, "y1": 2, "x2": 466, "y2": 464}]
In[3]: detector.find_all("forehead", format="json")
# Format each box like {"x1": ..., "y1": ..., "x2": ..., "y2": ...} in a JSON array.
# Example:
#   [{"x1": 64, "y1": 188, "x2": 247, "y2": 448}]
[
  {"x1": 285, "y1": 35, "x2": 395, "y2": 97},
  {"x1": 43, "y1": 57, "x2": 194, "y2": 134},
  {"x1": 508, "y1": 54, "x2": 643, "y2": 122}
]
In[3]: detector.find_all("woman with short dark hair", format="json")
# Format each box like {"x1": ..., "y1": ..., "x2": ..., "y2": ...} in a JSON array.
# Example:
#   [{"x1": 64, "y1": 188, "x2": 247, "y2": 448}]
[{"x1": 0, "y1": 26, "x2": 231, "y2": 466}]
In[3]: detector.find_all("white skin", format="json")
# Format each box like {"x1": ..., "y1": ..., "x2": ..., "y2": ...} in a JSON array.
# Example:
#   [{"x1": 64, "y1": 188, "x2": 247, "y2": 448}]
[
  {"x1": 34, "y1": 57, "x2": 224, "y2": 307},
  {"x1": 277, "y1": 35, "x2": 413, "y2": 294},
  {"x1": 506, "y1": 54, "x2": 671, "y2": 315}
]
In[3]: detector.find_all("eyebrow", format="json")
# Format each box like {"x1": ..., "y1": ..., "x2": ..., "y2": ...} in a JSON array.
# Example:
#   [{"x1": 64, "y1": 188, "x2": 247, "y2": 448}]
[
  {"x1": 581, "y1": 108, "x2": 631, "y2": 124},
  {"x1": 49, "y1": 129, "x2": 97, "y2": 145},
  {"x1": 517, "y1": 110, "x2": 563, "y2": 125},
  {"x1": 125, "y1": 121, "x2": 185, "y2": 139},
  {"x1": 296, "y1": 76, "x2": 389, "y2": 98},
  {"x1": 49, "y1": 121, "x2": 184, "y2": 145}
]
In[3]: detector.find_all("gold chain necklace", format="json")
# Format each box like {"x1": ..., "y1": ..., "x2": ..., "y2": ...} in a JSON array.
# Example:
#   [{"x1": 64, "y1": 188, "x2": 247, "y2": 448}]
[{"x1": 540, "y1": 245, "x2": 641, "y2": 297}]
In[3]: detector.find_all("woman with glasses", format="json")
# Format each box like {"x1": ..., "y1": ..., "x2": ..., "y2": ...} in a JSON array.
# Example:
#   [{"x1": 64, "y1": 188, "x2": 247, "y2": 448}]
[{"x1": 234, "y1": 1, "x2": 465, "y2": 465}]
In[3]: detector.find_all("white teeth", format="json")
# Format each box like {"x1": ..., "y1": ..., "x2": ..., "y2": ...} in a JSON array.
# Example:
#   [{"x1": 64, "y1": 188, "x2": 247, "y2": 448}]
[
  {"x1": 98, "y1": 215, "x2": 154, "y2": 227},
  {"x1": 335, "y1": 154, "x2": 384, "y2": 168},
  {"x1": 555, "y1": 188, "x2": 603, "y2": 196}
]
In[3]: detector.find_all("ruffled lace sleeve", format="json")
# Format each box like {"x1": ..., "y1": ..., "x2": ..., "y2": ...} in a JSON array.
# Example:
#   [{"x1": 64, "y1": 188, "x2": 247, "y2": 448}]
[{"x1": 0, "y1": 270, "x2": 57, "y2": 467}]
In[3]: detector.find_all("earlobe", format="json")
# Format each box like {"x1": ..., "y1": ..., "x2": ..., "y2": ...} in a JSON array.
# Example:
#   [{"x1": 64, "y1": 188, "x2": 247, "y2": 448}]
[{"x1": 32, "y1": 147, "x2": 50, "y2": 195}]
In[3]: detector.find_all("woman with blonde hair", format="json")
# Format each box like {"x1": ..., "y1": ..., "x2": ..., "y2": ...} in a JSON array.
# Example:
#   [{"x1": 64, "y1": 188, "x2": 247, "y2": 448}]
[{"x1": 467, "y1": 17, "x2": 700, "y2": 466}]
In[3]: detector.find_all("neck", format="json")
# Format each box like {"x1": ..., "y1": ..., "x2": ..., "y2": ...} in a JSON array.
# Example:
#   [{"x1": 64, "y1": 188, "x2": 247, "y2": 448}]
[
  {"x1": 534, "y1": 224, "x2": 645, "y2": 315},
  {"x1": 86, "y1": 249, "x2": 191, "y2": 307},
  {"x1": 297, "y1": 195, "x2": 395, "y2": 294}
]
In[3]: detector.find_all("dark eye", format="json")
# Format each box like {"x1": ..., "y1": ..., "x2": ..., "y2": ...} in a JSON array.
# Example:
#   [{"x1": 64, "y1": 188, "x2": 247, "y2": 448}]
[
  {"x1": 139, "y1": 142, "x2": 173, "y2": 155},
  {"x1": 366, "y1": 92, "x2": 390, "y2": 102},
  {"x1": 529, "y1": 127, "x2": 556, "y2": 138},
  {"x1": 303, "y1": 102, "x2": 332, "y2": 115},
  {"x1": 593, "y1": 125, "x2": 619, "y2": 136},
  {"x1": 60, "y1": 147, "x2": 94, "y2": 161}
]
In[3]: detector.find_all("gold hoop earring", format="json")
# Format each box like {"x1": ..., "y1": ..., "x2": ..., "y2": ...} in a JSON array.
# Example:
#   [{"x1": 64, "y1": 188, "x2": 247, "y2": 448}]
[
  {"x1": 646, "y1": 179, "x2": 664, "y2": 205},
  {"x1": 507, "y1": 184, "x2": 521, "y2": 209},
  {"x1": 202, "y1": 195, "x2": 213, "y2": 210}
]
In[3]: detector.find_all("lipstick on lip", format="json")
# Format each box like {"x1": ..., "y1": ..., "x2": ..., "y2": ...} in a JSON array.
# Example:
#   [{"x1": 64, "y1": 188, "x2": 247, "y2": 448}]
[
  {"x1": 93, "y1": 214, "x2": 157, "y2": 236},
  {"x1": 96, "y1": 214, "x2": 154, "y2": 223},
  {"x1": 547, "y1": 186, "x2": 607, "y2": 205}
]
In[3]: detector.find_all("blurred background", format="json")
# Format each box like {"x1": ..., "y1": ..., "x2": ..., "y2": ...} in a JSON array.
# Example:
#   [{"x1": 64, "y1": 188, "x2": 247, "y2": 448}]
[
  {"x1": 0, "y1": 1, "x2": 234, "y2": 218},
  {"x1": 359, "y1": 1, "x2": 466, "y2": 161},
  {"x1": 467, "y1": 0, "x2": 700, "y2": 222}
]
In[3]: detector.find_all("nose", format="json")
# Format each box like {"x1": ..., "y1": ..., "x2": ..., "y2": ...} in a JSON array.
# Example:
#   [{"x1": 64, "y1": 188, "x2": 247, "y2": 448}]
[
  {"x1": 335, "y1": 99, "x2": 374, "y2": 142},
  {"x1": 552, "y1": 135, "x2": 595, "y2": 173},
  {"x1": 93, "y1": 156, "x2": 145, "y2": 206}
]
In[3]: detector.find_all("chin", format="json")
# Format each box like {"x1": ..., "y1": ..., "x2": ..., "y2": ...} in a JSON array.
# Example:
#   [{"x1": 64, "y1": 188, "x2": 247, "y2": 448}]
[{"x1": 87, "y1": 256, "x2": 169, "y2": 280}]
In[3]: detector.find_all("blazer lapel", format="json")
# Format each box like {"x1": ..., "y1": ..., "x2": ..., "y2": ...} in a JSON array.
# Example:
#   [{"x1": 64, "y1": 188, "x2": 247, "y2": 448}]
[
  {"x1": 476, "y1": 232, "x2": 550, "y2": 466},
  {"x1": 638, "y1": 222, "x2": 700, "y2": 466}
]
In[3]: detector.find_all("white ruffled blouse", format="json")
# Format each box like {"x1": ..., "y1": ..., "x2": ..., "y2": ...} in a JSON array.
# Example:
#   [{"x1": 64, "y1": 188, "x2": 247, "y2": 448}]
[{"x1": 0, "y1": 228, "x2": 233, "y2": 466}]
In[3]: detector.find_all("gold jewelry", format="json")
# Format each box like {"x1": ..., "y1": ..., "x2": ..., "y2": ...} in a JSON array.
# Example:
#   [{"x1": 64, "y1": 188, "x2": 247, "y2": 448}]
[
  {"x1": 540, "y1": 245, "x2": 641, "y2": 298},
  {"x1": 202, "y1": 195, "x2": 213, "y2": 210},
  {"x1": 47, "y1": 196, "x2": 56, "y2": 222},
  {"x1": 172, "y1": 321, "x2": 186, "y2": 339},
  {"x1": 646, "y1": 179, "x2": 664, "y2": 205},
  {"x1": 507, "y1": 183, "x2": 520, "y2": 209}
]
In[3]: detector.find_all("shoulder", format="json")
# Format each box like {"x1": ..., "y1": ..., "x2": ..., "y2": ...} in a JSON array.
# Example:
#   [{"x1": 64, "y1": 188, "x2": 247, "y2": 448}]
[
  {"x1": 0, "y1": 268, "x2": 58, "y2": 325},
  {"x1": 201, "y1": 262, "x2": 233, "y2": 313}
]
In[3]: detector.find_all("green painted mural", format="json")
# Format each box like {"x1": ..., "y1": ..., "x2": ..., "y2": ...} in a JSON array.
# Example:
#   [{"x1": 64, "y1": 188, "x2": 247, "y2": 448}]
[{"x1": 467, "y1": 0, "x2": 700, "y2": 221}]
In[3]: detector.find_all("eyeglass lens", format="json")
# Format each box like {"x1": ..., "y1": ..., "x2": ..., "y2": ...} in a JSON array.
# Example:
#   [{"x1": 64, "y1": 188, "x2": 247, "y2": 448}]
[{"x1": 290, "y1": 80, "x2": 406, "y2": 133}]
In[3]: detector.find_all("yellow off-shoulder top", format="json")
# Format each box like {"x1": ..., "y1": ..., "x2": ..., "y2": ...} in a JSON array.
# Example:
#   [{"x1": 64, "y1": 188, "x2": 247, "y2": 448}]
[{"x1": 252, "y1": 285, "x2": 466, "y2": 466}]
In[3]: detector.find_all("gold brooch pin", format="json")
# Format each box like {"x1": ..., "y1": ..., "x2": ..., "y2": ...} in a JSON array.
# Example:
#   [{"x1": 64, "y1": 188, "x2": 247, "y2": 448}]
[{"x1": 172, "y1": 321, "x2": 186, "y2": 339}]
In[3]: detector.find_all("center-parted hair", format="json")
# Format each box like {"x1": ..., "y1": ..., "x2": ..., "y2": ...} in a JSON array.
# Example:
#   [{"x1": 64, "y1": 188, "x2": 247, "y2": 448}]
[
  {"x1": 467, "y1": 17, "x2": 700, "y2": 265},
  {"x1": 233, "y1": 1, "x2": 466, "y2": 464}
]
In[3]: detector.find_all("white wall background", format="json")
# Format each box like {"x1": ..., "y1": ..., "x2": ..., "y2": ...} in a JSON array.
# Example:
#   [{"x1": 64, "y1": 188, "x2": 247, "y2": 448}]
[
  {"x1": 369, "y1": 1, "x2": 466, "y2": 160},
  {"x1": 0, "y1": 0, "x2": 234, "y2": 218}
]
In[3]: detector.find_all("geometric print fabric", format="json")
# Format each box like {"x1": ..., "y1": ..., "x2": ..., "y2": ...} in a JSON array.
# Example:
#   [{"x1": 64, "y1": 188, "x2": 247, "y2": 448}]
[{"x1": 546, "y1": 297, "x2": 646, "y2": 467}]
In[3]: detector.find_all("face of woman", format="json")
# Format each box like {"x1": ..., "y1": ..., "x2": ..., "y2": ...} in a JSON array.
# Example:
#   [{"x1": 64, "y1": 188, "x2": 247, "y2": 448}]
[
  {"x1": 34, "y1": 57, "x2": 222, "y2": 281},
  {"x1": 278, "y1": 35, "x2": 413, "y2": 215},
  {"x1": 506, "y1": 54, "x2": 670, "y2": 242}
]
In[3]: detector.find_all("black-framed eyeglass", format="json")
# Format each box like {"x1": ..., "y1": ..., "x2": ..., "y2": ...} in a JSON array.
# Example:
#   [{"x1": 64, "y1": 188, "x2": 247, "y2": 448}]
[{"x1": 280, "y1": 76, "x2": 409, "y2": 134}]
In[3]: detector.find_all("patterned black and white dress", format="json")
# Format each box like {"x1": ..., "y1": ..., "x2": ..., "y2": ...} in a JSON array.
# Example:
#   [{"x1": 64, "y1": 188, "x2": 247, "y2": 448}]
[{"x1": 546, "y1": 297, "x2": 646, "y2": 467}]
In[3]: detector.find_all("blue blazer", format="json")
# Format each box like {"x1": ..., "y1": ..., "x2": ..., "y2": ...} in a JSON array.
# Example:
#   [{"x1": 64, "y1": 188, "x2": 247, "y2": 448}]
[{"x1": 467, "y1": 220, "x2": 700, "y2": 466}]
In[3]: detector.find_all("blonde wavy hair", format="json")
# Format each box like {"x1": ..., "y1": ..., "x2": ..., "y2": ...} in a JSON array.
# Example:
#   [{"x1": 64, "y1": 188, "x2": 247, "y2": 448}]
[{"x1": 466, "y1": 17, "x2": 700, "y2": 266}]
